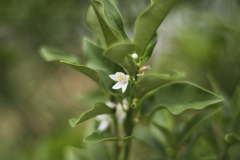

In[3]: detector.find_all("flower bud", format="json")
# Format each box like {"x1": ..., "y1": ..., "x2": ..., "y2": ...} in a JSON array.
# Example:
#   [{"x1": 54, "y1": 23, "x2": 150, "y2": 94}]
[{"x1": 132, "y1": 53, "x2": 138, "y2": 60}]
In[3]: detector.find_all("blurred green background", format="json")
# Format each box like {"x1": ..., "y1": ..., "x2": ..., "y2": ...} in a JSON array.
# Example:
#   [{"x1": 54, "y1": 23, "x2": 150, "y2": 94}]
[{"x1": 1, "y1": 0, "x2": 240, "y2": 159}]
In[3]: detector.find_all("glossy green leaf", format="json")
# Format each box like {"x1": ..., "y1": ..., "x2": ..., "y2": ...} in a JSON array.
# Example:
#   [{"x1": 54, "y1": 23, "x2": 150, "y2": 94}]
[
  {"x1": 88, "y1": 142, "x2": 111, "y2": 160},
  {"x1": 142, "y1": 32, "x2": 158, "y2": 64},
  {"x1": 134, "y1": 0, "x2": 176, "y2": 56},
  {"x1": 83, "y1": 38, "x2": 121, "y2": 74},
  {"x1": 84, "y1": 132, "x2": 134, "y2": 142},
  {"x1": 175, "y1": 107, "x2": 220, "y2": 145},
  {"x1": 88, "y1": 0, "x2": 129, "y2": 44},
  {"x1": 64, "y1": 146, "x2": 93, "y2": 160},
  {"x1": 40, "y1": 46, "x2": 81, "y2": 64},
  {"x1": 225, "y1": 132, "x2": 240, "y2": 144},
  {"x1": 86, "y1": 5, "x2": 118, "y2": 47},
  {"x1": 69, "y1": 102, "x2": 113, "y2": 127},
  {"x1": 139, "y1": 82, "x2": 223, "y2": 115},
  {"x1": 104, "y1": 43, "x2": 137, "y2": 76},
  {"x1": 133, "y1": 124, "x2": 165, "y2": 155},
  {"x1": 133, "y1": 71, "x2": 185, "y2": 99},
  {"x1": 61, "y1": 61, "x2": 131, "y2": 99}
]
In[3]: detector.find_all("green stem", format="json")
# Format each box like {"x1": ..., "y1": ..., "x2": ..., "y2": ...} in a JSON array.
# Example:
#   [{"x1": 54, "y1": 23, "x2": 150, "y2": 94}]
[{"x1": 112, "y1": 115, "x2": 119, "y2": 160}]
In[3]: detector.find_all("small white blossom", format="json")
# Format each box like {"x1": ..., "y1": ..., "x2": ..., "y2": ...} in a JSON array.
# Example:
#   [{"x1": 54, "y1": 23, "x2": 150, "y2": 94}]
[
  {"x1": 109, "y1": 72, "x2": 130, "y2": 93},
  {"x1": 95, "y1": 101, "x2": 117, "y2": 132},
  {"x1": 132, "y1": 53, "x2": 138, "y2": 60},
  {"x1": 116, "y1": 99, "x2": 129, "y2": 124}
]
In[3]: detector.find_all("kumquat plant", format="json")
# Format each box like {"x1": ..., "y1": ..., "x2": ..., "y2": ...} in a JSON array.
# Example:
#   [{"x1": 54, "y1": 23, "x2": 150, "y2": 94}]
[{"x1": 38, "y1": 0, "x2": 240, "y2": 160}]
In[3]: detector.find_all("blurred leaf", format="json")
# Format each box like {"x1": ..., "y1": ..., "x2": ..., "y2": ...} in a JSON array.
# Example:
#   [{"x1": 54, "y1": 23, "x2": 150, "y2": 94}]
[
  {"x1": 133, "y1": 125, "x2": 165, "y2": 156},
  {"x1": 84, "y1": 132, "x2": 134, "y2": 142},
  {"x1": 83, "y1": 38, "x2": 120, "y2": 74},
  {"x1": 134, "y1": 0, "x2": 176, "y2": 56},
  {"x1": 69, "y1": 102, "x2": 113, "y2": 127},
  {"x1": 142, "y1": 32, "x2": 158, "y2": 64},
  {"x1": 139, "y1": 82, "x2": 223, "y2": 115},
  {"x1": 40, "y1": 47, "x2": 81, "y2": 64},
  {"x1": 230, "y1": 84, "x2": 240, "y2": 114},
  {"x1": 88, "y1": 142, "x2": 111, "y2": 160},
  {"x1": 104, "y1": 43, "x2": 137, "y2": 76},
  {"x1": 225, "y1": 133, "x2": 240, "y2": 145},
  {"x1": 61, "y1": 61, "x2": 131, "y2": 99},
  {"x1": 231, "y1": 111, "x2": 240, "y2": 133},
  {"x1": 175, "y1": 107, "x2": 220, "y2": 145},
  {"x1": 133, "y1": 71, "x2": 185, "y2": 99},
  {"x1": 88, "y1": 0, "x2": 129, "y2": 45},
  {"x1": 151, "y1": 122, "x2": 176, "y2": 147},
  {"x1": 64, "y1": 146, "x2": 93, "y2": 160}
]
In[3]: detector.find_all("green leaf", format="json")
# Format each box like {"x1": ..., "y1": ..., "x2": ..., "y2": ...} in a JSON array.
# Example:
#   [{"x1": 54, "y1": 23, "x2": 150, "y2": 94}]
[
  {"x1": 40, "y1": 46, "x2": 81, "y2": 64},
  {"x1": 225, "y1": 132, "x2": 240, "y2": 145},
  {"x1": 69, "y1": 102, "x2": 113, "y2": 127},
  {"x1": 139, "y1": 82, "x2": 223, "y2": 115},
  {"x1": 133, "y1": 71, "x2": 185, "y2": 99},
  {"x1": 133, "y1": 124, "x2": 165, "y2": 155},
  {"x1": 84, "y1": 132, "x2": 134, "y2": 142},
  {"x1": 64, "y1": 146, "x2": 93, "y2": 160},
  {"x1": 88, "y1": 0, "x2": 129, "y2": 45},
  {"x1": 134, "y1": 0, "x2": 176, "y2": 56},
  {"x1": 142, "y1": 32, "x2": 158, "y2": 64},
  {"x1": 83, "y1": 38, "x2": 122, "y2": 74},
  {"x1": 88, "y1": 142, "x2": 111, "y2": 160},
  {"x1": 61, "y1": 61, "x2": 131, "y2": 99},
  {"x1": 104, "y1": 43, "x2": 137, "y2": 76},
  {"x1": 230, "y1": 84, "x2": 240, "y2": 114},
  {"x1": 151, "y1": 122, "x2": 176, "y2": 147},
  {"x1": 175, "y1": 107, "x2": 220, "y2": 145},
  {"x1": 86, "y1": 5, "x2": 118, "y2": 47}
]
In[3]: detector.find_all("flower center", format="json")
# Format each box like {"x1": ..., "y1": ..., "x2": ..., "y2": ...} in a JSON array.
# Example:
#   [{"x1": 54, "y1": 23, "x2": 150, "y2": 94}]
[{"x1": 118, "y1": 75, "x2": 126, "y2": 83}]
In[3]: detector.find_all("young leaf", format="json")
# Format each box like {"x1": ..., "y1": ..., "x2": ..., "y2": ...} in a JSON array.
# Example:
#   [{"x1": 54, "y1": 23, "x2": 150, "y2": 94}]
[
  {"x1": 61, "y1": 61, "x2": 131, "y2": 99},
  {"x1": 142, "y1": 32, "x2": 158, "y2": 64},
  {"x1": 133, "y1": 71, "x2": 185, "y2": 99},
  {"x1": 104, "y1": 43, "x2": 137, "y2": 76},
  {"x1": 69, "y1": 102, "x2": 113, "y2": 127},
  {"x1": 40, "y1": 46, "x2": 81, "y2": 64},
  {"x1": 88, "y1": 0, "x2": 129, "y2": 44},
  {"x1": 84, "y1": 132, "x2": 134, "y2": 142},
  {"x1": 225, "y1": 132, "x2": 240, "y2": 145},
  {"x1": 134, "y1": 0, "x2": 176, "y2": 56},
  {"x1": 139, "y1": 82, "x2": 223, "y2": 115},
  {"x1": 175, "y1": 107, "x2": 220, "y2": 145}
]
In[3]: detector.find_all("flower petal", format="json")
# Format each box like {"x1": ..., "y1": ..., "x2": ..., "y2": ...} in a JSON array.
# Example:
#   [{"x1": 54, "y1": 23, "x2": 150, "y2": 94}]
[
  {"x1": 126, "y1": 75, "x2": 130, "y2": 80},
  {"x1": 109, "y1": 75, "x2": 118, "y2": 81},
  {"x1": 121, "y1": 82, "x2": 128, "y2": 93},
  {"x1": 105, "y1": 101, "x2": 116, "y2": 108},
  {"x1": 112, "y1": 82, "x2": 123, "y2": 89},
  {"x1": 97, "y1": 120, "x2": 110, "y2": 132},
  {"x1": 116, "y1": 72, "x2": 125, "y2": 76}
]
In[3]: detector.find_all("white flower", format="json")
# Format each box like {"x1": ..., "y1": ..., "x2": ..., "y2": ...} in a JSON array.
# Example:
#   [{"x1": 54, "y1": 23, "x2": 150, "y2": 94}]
[
  {"x1": 116, "y1": 99, "x2": 129, "y2": 124},
  {"x1": 109, "y1": 72, "x2": 130, "y2": 93},
  {"x1": 132, "y1": 53, "x2": 138, "y2": 60},
  {"x1": 95, "y1": 101, "x2": 117, "y2": 132}
]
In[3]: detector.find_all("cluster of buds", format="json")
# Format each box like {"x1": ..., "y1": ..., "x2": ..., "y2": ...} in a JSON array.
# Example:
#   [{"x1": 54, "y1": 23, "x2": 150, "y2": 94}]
[{"x1": 137, "y1": 65, "x2": 151, "y2": 76}]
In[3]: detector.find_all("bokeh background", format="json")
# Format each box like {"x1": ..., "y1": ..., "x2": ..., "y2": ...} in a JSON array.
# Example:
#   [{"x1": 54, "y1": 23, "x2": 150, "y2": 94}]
[{"x1": 1, "y1": 0, "x2": 240, "y2": 159}]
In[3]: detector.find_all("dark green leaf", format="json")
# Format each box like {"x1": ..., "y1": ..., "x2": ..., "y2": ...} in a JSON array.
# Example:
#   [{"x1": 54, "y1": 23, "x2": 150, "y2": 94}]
[
  {"x1": 230, "y1": 84, "x2": 240, "y2": 114},
  {"x1": 104, "y1": 43, "x2": 137, "y2": 76},
  {"x1": 142, "y1": 32, "x2": 158, "y2": 64},
  {"x1": 139, "y1": 82, "x2": 223, "y2": 115},
  {"x1": 175, "y1": 107, "x2": 220, "y2": 145},
  {"x1": 40, "y1": 46, "x2": 81, "y2": 64},
  {"x1": 69, "y1": 102, "x2": 113, "y2": 127},
  {"x1": 133, "y1": 71, "x2": 185, "y2": 99},
  {"x1": 134, "y1": 0, "x2": 176, "y2": 56},
  {"x1": 84, "y1": 132, "x2": 134, "y2": 142}
]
